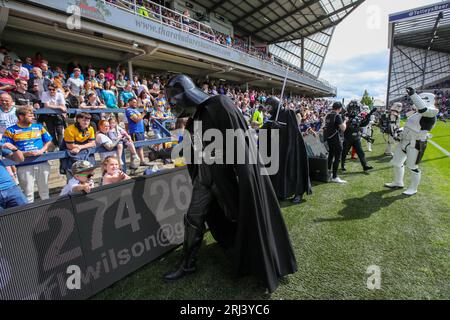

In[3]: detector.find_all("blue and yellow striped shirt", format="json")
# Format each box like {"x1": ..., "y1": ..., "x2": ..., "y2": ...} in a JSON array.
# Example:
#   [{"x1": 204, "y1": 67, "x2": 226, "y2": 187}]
[{"x1": 2, "y1": 123, "x2": 52, "y2": 152}]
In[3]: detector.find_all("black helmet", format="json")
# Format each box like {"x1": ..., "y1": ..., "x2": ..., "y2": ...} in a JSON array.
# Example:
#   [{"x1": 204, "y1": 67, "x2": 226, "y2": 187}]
[
  {"x1": 265, "y1": 96, "x2": 281, "y2": 116},
  {"x1": 332, "y1": 101, "x2": 343, "y2": 110},
  {"x1": 347, "y1": 100, "x2": 361, "y2": 116},
  {"x1": 165, "y1": 74, "x2": 210, "y2": 117}
]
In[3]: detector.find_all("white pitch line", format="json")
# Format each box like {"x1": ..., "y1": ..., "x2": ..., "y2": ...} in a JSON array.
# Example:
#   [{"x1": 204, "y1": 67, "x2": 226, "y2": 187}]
[{"x1": 429, "y1": 140, "x2": 450, "y2": 157}]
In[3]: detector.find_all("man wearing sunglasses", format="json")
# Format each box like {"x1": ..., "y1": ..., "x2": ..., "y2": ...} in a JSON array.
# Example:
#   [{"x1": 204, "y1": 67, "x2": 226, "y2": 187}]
[
  {"x1": 59, "y1": 160, "x2": 97, "y2": 196},
  {"x1": 10, "y1": 79, "x2": 40, "y2": 109}
]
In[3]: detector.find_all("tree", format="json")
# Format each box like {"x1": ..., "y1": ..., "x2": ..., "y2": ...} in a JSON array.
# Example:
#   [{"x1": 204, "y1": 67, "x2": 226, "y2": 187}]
[{"x1": 360, "y1": 90, "x2": 374, "y2": 108}]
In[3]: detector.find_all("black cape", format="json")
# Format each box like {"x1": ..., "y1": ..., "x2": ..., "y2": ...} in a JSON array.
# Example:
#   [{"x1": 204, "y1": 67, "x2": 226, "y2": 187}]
[
  {"x1": 186, "y1": 95, "x2": 297, "y2": 293},
  {"x1": 263, "y1": 109, "x2": 312, "y2": 200}
]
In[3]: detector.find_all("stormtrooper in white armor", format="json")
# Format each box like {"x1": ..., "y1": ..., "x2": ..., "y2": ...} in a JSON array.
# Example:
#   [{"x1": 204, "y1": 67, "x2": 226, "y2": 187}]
[
  {"x1": 384, "y1": 102, "x2": 402, "y2": 156},
  {"x1": 384, "y1": 87, "x2": 438, "y2": 195},
  {"x1": 361, "y1": 105, "x2": 375, "y2": 152}
]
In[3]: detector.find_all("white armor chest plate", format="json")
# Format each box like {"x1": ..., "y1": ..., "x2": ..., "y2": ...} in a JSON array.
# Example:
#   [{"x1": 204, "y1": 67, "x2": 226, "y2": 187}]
[{"x1": 403, "y1": 113, "x2": 427, "y2": 142}]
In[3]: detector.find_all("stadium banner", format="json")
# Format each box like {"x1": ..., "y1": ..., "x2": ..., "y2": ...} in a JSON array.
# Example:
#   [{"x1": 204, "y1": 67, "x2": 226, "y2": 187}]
[
  {"x1": 0, "y1": 167, "x2": 191, "y2": 300},
  {"x1": 389, "y1": 1, "x2": 450, "y2": 23},
  {"x1": 17, "y1": 0, "x2": 331, "y2": 93}
]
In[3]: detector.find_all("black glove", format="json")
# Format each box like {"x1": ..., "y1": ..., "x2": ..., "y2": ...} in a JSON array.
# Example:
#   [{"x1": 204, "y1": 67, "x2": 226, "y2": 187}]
[
  {"x1": 406, "y1": 87, "x2": 415, "y2": 96},
  {"x1": 370, "y1": 107, "x2": 377, "y2": 115}
]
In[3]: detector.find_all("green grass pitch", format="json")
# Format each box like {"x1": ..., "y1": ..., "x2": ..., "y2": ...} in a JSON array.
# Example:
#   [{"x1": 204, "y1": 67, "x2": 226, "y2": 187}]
[{"x1": 95, "y1": 122, "x2": 449, "y2": 300}]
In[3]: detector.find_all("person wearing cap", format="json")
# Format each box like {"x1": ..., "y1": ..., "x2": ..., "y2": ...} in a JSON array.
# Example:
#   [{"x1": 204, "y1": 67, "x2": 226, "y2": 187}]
[
  {"x1": 14, "y1": 59, "x2": 29, "y2": 80},
  {"x1": 59, "y1": 160, "x2": 96, "y2": 196},
  {"x1": 322, "y1": 102, "x2": 347, "y2": 184}
]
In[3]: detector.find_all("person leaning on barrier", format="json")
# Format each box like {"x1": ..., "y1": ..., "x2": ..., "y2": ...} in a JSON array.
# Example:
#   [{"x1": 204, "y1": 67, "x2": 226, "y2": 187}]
[
  {"x1": 59, "y1": 160, "x2": 97, "y2": 196},
  {"x1": 60, "y1": 112, "x2": 96, "y2": 179},
  {"x1": 0, "y1": 140, "x2": 27, "y2": 213},
  {"x1": 2, "y1": 105, "x2": 52, "y2": 203},
  {"x1": 322, "y1": 102, "x2": 347, "y2": 184}
]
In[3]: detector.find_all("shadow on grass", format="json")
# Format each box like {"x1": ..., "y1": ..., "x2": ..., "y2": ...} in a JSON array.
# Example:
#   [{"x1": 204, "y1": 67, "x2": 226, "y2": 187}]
[
  {"x1": 340, "y1": 166, "x2": 389, "y2": 176},
  {"x1": 159, "y1": 241, "x2": 273, "y2": 299},
  {"x1": 421, "y1": 155, "x2": 449, "y2": 163},
  {"x1": 314, "y1": 189, "x2": 408, "y2": 223},
  {"x1": 280, "y1": 198, "x2": 307, "y2": 208}
]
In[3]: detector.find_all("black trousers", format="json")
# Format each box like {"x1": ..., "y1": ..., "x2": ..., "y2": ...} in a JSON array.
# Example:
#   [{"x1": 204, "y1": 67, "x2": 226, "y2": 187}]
[
  {"x1": 185, "y1": 165, "x2": 214, "y2": 230},
  {"x1": 342, "y1": 138, "x2": 367, "y2": 169},
  {"x1": 327, "y1": 135, "x2": 342, "y2": 179},
  {"x1": 44, "y1": 115, "x2": 65, "y2": 148}
]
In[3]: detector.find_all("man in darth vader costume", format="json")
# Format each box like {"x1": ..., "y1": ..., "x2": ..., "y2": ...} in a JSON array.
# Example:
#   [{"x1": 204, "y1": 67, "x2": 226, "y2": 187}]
[
  {"x1": 163, "y1": 75, "x2": 297, "y2": 293},
  {"x1": 262, "y1": 96, "x2": 312, "y2": 204}
]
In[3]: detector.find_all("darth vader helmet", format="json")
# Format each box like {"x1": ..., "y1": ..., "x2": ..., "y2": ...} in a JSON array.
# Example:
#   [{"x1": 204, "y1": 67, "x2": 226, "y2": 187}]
[
  {"x1": 265, "y1": 96, "x2": 281, "y2": 116},
  {"x1": 164, "y1": 74, "x2": 210, "y2": 118}
]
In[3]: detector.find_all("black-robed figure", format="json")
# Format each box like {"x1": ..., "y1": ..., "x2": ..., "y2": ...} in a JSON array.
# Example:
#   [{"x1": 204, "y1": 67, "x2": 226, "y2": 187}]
[
  {"x1": 341, "y1": 101, "x2": 376, "y2": 172},
  {"x1": 163, "y1": 75, "x2": 297, "y2": 293},
  {"x1": 262, "y1": 97, "x2": 312, "y2": 204}
]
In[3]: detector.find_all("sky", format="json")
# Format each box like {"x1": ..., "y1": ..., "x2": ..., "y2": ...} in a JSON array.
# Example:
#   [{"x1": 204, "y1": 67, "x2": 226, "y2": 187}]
[{"x1": 321, "y1": 0, "x2": 441, "y2": 103}]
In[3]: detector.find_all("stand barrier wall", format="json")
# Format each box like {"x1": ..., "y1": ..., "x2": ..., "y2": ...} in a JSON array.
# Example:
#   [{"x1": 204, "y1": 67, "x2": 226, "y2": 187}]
[{"x1": 0, "y1": 167, "x2": 192, "y2": 300}]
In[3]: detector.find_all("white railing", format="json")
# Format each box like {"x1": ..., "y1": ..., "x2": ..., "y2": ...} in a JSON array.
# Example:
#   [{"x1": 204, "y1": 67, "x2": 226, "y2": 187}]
[{"x1": 102, "y1": 0, "x2": 335, "y2": 93}]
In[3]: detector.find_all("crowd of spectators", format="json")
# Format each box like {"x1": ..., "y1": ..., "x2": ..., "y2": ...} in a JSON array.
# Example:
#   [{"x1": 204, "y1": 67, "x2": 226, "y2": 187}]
[
  {"x1": 105, "y1": 0, "x2": 283, "y2": 66},
  {"x1": 0, "y1": 43, "x2": 333, "y2": 212},
  {"x1": 0, "y1": 47, "x2": 180, "y2": 211},
  {"x1": 397, "y1": 87, "x2": 450, "y2": 120}
]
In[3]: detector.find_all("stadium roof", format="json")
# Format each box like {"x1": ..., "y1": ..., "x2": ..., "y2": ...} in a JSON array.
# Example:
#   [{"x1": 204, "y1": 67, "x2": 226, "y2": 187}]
[
  {"x1": 191, "y1": 0, "x2": 366, "y2": 44},
  {"x1": 392, "y1": 8, "x2": 450, "y2": 54}
]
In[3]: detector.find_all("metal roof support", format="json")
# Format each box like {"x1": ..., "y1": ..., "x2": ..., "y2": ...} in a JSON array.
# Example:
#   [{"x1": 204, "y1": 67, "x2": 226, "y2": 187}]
[
  {"x1": 251, "y1": 0, "x2": 322, "y2": 37},
  {"x1": 421, "y1": 11, "x2": 444, "y2": 89},
  {"x1": 272, "y1": 0, "x2": 364, "y2": 42},
  {"x1": 396, "y1": 46, "x2": 424, "y2": 72},
  {"x1": 301, "y1": 37, "x2": 305, "y2": 71},
  {"x1": 231, "y1": 0, "x2": 279, "y2": 23},
  {"x1": 386, "y1": 23, "x2": 395, "y2": 107},
  {"x1": 208, "y1": 0, "x2": 231, "y2": 13}
]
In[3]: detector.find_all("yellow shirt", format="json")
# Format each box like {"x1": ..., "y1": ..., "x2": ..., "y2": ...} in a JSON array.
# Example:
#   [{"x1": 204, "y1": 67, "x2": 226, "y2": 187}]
[{"x1": 64, "y1": 124, "x2": 95, "y2": 145}]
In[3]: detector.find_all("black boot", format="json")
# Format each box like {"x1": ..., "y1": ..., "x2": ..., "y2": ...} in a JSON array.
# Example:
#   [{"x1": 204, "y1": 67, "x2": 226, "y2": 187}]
[
  {"x1": 164, "y1": 216, "x2": 204, "y2": 281},
  {"x1": 291, "y1": 194, "x2": 302, "y2": 204}
]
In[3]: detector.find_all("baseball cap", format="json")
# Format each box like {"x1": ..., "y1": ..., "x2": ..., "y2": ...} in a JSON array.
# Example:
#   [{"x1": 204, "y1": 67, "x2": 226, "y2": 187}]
[{"x1": 71, "y1": 160, "x2": 97, "y2": 175}]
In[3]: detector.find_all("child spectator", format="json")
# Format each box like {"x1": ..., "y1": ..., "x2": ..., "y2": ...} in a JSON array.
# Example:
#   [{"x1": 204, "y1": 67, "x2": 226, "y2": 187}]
[
  {"x1": 108, "y1": 117, "x2": 140, "y2": 170},
  {"x1": 101, "y1": 156, "x2": 131, "y2": 186},
  {"x1": 59, "y1": 160, "x2": 96, "y2": 196}
]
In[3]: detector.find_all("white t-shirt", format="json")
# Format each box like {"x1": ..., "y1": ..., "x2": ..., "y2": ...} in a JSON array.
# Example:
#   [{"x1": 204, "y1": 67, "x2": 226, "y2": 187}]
[
  {"x1": 67, "y1": 77, "x2": 84, "y2": 96},
  {"x1": 59, "y1": 177, "x2": 95, "y2": 196},
  {"x1": 137, "y1": 84, "x2": 149, "y2": 96},
  {"x1": 0, "y1": 106, "x2": 17, "y2": 135},
  {"x1": 41, "y1": 91, "x2": 65, "y2": 107},
  {"x1": 19, "y1": 67, "x2": 29, "y2": 79},
  {"x1": 96, "y1": 132, "x2": 117, "y2": 160}
]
